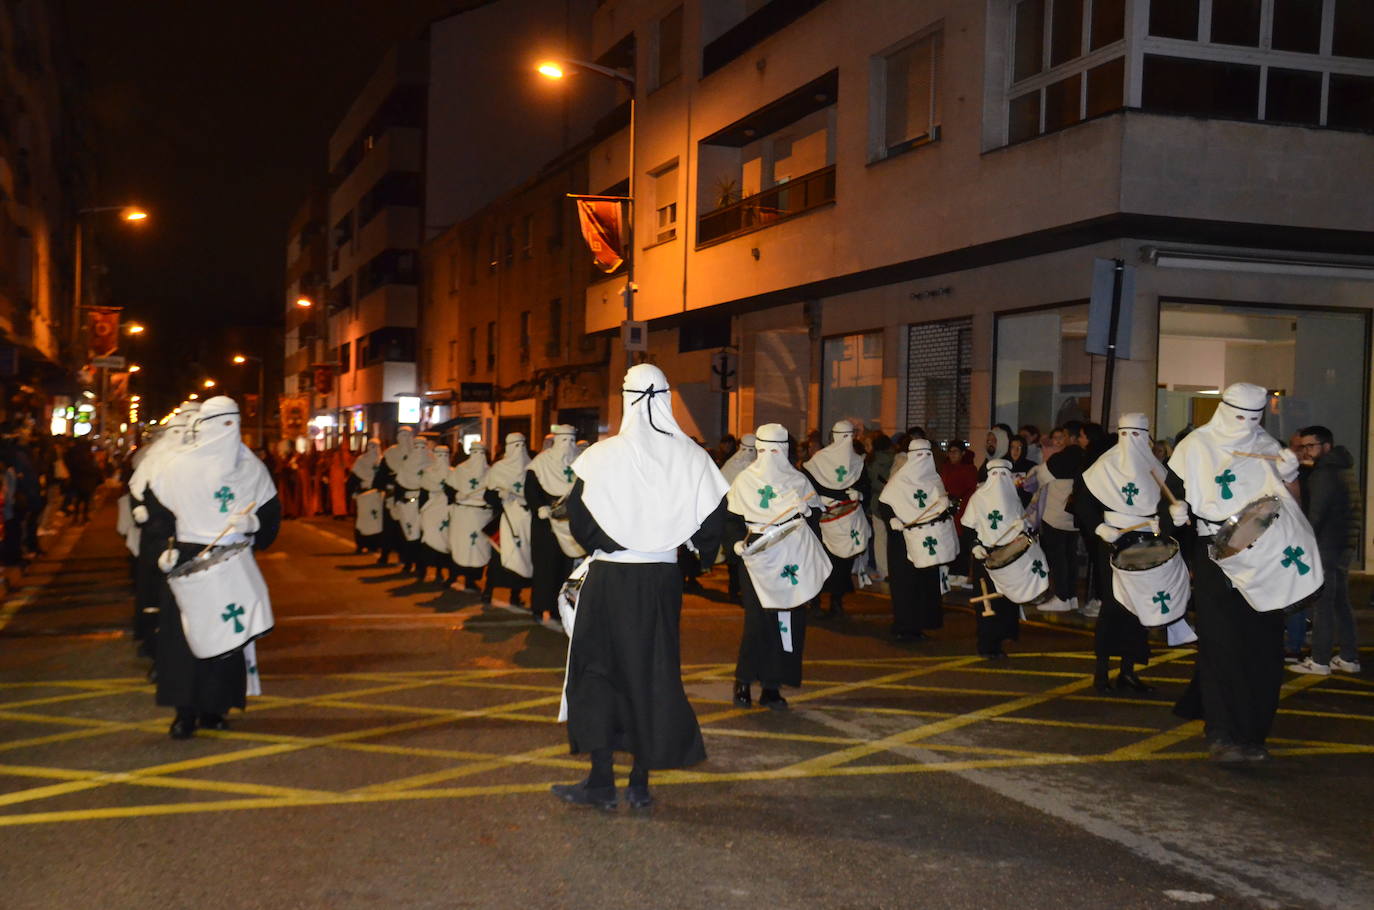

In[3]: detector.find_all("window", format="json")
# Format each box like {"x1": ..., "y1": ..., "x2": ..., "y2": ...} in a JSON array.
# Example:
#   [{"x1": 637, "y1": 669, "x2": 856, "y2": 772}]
[
  {"x1": 821, "y1": 332, "x2": 883, "y2": 436},
  {"x1": 448, "y1": 252, "x2": 460, "y2": 292},
  {"x1": 906, "y1": 317, "x2": 972, "y2": 443},
  {"x1": 327, "y1": 277, "x2": 353, "y2": 314},
  {"x1": 548, "y1": 196, "x2": 565, "y2": 248},
  {"x1": 467, "y1": 326, "x2": 477, "y2": 374},
  {"x1": 1272, "y1": 0, "x2": 1322, "y2": 55},
  {"x1": 357, "y1": 171, "x2": 421, "y2": 229},
  {"x1": 994, "y1": 304, "x2": 1094, "y2": 434},
  {"x1": 876, "y1": 29, "x2": 942, "y2": 159},
  {"x1": 1143, "y1": 55, "x2": 1260, "y2": 119},
  {"x1": 1210, "y1": 0, "x2": 1261, "y2": 46},
  {"x1": 332, "y1": 211, "x2": 353, "y2": 250},
  {"x1": 1328, "y1": 74, "x2": 1374, "y2": 130},
  {"x1": 522, "y1": 214, "x2": 534, "y2": 258},
  {"x1": 652, "y1": 163, "x2": 678, "y2": 242},
  {"x1": 504, "y1": 224, "x2": 515, "y2": 267},
  {"x1": 519, "y1": 311, "x2": 531, "y2": 364},
  {"x1": 1007, "y1": 0, "x2": 1125, "y2": 142},
  {"x1": 339, "y1": 341, "x2": 351, "y2": 374},
  {"x1": 1332, "y1": 0, "x2": 1374, "y2": 60},
  {"x1": 1265, "y1": 68, "x2": 1322, "y2": 125},
  {"x1": 486, "y1": 321, "x2": 496, "y2": 370},
  {"x1": 1149, "y1": 0, "x2": 1199, "y2": 39},
  {"x1": 548, "y1": 298, "x2": 563, "y2": 355},
  {"x1": 357, "y1": 327, "x2": 417, "y2": 366},
  {"x1": 447, "y1": 339, "x2": 457, "y2": 381},
  {"x1": 488, "y1": 233, "x2": 498, "y2": 273},
  {"x1": 356, "y1": 249, "x2": 418, "y2": 298},
  {"x1": 656, "y1": 6, "x2": 683, "y2": 88},
  {"x1": 467, "y1": 233, "x2": 479, "y2": 284}
]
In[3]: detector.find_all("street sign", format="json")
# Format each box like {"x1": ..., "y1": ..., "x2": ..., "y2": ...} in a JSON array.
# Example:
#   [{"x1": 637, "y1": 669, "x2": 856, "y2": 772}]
[
  {"x1": 709, "y1": 350, "x2": 738, "y2": 393},
  {"x1": 92, "y1": 355, "x2": 127, "y2": 370},
  {"x1": 1086, "y1": 259, "x2": 1135, "y2": 359},
  {"x1": 460, "y1": 382, "x2": 494, "y2": 403}
]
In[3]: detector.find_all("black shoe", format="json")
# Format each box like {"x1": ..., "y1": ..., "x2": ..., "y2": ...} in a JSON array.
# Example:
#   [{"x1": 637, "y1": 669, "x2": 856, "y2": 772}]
[
  {"x1": 684, "y1": 578, "x2": 705, "y2": 595},
  {"x1": 169, "y1": 715, "x2": 197, "y2": 740},
  {"x1": 892, "y1": 630, "x2": 927, "y2": 642},
  {"x1": 733, "y1": 681, "x2": 751, "y2": 707},
  {"x1": 828, "y1": 595, "x2": 846, "y2": 618},
  {"x1": 1093, "y1": 672, "x2": 1114, "y2": 694},
  {"x1": 510, "y1": 593, "x2": 525, "y2": 607},
  {"x1": 480, "y1": 589, "x2": 493, "y2": 604},
  {"x1": 1115, "y1": 671, "x2": 1156, "y2": 694},
  {"x1": 551, "y1": 780, "x2": 617, "y2": 810},
  {"x1": 198, "y1": 713, "x2": 228, "y2": 731},
  {"x1": 1241, "y1": 743, "x2": 1270, "y2": 763},
  {"x1": 1209, "y1": 739, "x2": 1247, "y2": 766},
  {"x1": 625, "y1": 784, "x2": 654, "y2": 810},
  {"x1": 758, "y1": 688, "x2": 788, "y2": 711},
  {"x1": 375, "y1": 556, "x2": 389, "y2": 567}
]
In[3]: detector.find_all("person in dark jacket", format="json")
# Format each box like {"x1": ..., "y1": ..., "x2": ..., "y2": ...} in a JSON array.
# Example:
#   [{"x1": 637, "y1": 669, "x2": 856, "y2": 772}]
[{"x1": 1288, "y1": 426, "x2": 1361, "y2": 675}]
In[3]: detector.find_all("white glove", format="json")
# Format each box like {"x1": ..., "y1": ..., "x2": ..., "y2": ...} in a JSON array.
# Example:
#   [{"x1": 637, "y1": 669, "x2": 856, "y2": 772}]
[
  {"x1": 227, "y1": 512, "x2": 260, "y2": 534},
  {"x1": 733, "y1": 540, "x2": 746, "y2": 556},
  {"x1": 848, "y1": 488, "x2": 861, "y2": 501},
  {"x1": 1277, "y1": 448, "x2": 1300, "y2": 484},
  {"x1": 1169, "y1": 501, "x2": 1190, "y2": 527},
  {"x1": 1095, "y1": 523, "x2": 1122, "y2": 544},
  {"x1": 131, "y1": 505, "x2": 149, "y2": 524},
  {"x1": 537, "y1": 506, "x2": 552, "y2": 520},
  {"x1": 889, "y1": 517, "x2": 904, "y2": 531},
  {"x1": 157, "y1": 547, "x2": 179, "y2": 573},
  {"x1": 972, "y1": 544, "x2": 988, "y2": 560}
]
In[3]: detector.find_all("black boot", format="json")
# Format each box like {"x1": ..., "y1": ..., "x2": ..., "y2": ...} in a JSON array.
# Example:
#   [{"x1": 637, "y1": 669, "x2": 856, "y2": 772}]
[
  {"x1": 758, "y1": 688, "x2": 788, "y2": 711},
  {"x1": 552, "y1": 749, "x2": 617, "y2": 810},
  {"x1": 510, "y1": 590, "x2": 525, "y2": 607},
  {"x1": 626, "y1": 762, "x2": 653, "y2": 810},
  {"x1": 1093, "y1": 658, "x2": 1114, "y2": 694},
  {"x1": 733, "y1": 681, "x2": 751, "y2": 707},
  {"x1": 198, "y1": 713, "x2": 228, "y2": 731},
  {"x1": 169, "y1": 709, "x2": 197, "y2": 740},
  {"x1": 828, "y1": 593, "x2": 845, "y2": 618},
  {"x1": 1115, "y1": 668, "x2": 1156, "y2": 694}
]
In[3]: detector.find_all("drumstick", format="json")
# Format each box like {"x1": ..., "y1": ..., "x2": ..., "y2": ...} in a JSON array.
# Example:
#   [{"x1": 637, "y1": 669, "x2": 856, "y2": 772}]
[
  {"x1": 1150, "y1": 471, "x2": 1179, "y2": 507},
  {"x1": 197, "y1": 500, "x2": 258, "y2": 558},
  {"x1": 1232, "y1": 451, "x2": 1281, "y2": 462},
  {"x1": 970, "y1": 579, "x2": 1002, "y2": 618},
  {"x1": 902, "y1": 500, "x2": 946, "y2": 530},
  {"x1": 1117, "y1": 520, "x2": 1154, "y2": 535}
]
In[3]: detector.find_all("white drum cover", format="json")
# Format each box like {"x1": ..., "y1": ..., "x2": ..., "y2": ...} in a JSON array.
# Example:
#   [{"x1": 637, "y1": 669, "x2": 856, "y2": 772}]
[
  {"x1": 448, "y1": 503, "x2": 493, "y2": 568},
  {"x1": 984, "y1": 537, "x2": 1051, "y2": 605},
  {"x1": 818, "y1": 499, "x2": 871, "y2": 559},
  {"x1": 742, "y1": 520, "x2": 830, "y2": 610},
  {"x1": 1212, "y1": 495, "x2": 1323, "y2": 612},
  {"x1": 419, "y1": 496, "x2": 450, "y2": 553},
  {"x1": 1112, "y1": 548, "x2": 1190, "y2": 627},
  {"x1": 549, "y1": 515, "x2": 586, "y2": 559},
  {"x1": 903, "y1": 512, "x2": 960, "y2": 569},
  {"x1": 169, "y1": 544, "x2": 274, "y2": 659},
  {"x1": 397, "y1": 494, "x2": 421, "y2": 542},
  {"x1": 499, "y1": 502, "x2": 534, "y2": 578},
  {"x1": 355, "y1": 489, "x2": 384, "y2": 537}
]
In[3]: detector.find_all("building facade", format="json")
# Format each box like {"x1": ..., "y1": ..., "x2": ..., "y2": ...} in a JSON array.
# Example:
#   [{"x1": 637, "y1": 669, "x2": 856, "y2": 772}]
[
  {"x1": 576, "y1": 0, "x2": 1374, "y2": 559},
  {"x1": 281, "y1": 191, "x2": 328, "y2": 448}
]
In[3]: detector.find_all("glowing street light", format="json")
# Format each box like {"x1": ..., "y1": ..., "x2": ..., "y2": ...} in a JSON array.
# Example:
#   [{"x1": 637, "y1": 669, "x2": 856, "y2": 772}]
[
  {"x1": 128, "y1": 364, "x2": 142, "y2": 373},
  {"x1": 203, "y1": 378, "x2": 216, "y2": 389},
  {"x1": 125, "y1": 322, "x2": 146, "y2": 335},
  {"x1": 232, "y1": 354, "x2": 247, "y2": 364},
  {"x1": 295, "y1": 296, "x2": 313, "y2": 308},
  {"x1": 536, "y1": 61, "x2": 565, "y2": 79},
  {"x1": 188, "y1": 393, "x2": 199, "y2": 401},
  {"x1": 121, "y1": 207, "x2": 149, "y2": 223}
]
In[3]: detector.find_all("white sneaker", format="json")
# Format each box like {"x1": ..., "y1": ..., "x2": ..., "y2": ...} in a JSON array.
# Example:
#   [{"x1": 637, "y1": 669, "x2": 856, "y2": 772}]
[
  {"x1": 1038, "y1": 597, "x2": 1072, "y2": 613},
  {"x1": 1329, "y1": 656, "x2": 1362, "y2": 674},
  {"x1": 947, "y1": 574, "x2": 970, "y2": 590},
  {"x1": 1080, "y1": 598, "x2": 1101, "y2": 619},
  {"x1": 1066, "y1": 597, "x2": 1079, "y2": 612},
  {"x1": 1289, "y1": 657, "x2": 1331, "y2": 676}
]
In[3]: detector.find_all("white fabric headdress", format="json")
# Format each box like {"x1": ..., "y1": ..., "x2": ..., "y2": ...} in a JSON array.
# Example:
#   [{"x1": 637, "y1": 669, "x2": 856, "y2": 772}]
[
  {"x1": 528, "y1": 424, "x2": 578, "y2": 498},
  {"x1": 728, "y1": 423, "x2": 820, "y2": 525},
  {"x1": 803, "y1": 419, "x2": 864, "y2": 491},
  {"x1": 418, "y1": 446, "x2": 450, "y2": 492},
  {"x1": 960, "y1": 458, "x2": 1024, "y2": 547},
  {"x1": 1083, "y1": 412, "x2": 1165, "y2": 516},
  {"x1": 879, "y1": 439, "x2": 950, "y2": 526},
  {"x1": 384, "y1": 427, "x2": 422, "y2": 488},
  {"x1": 720, "y1": 433, "x2": 757, "y2": 485},
  {"x1": 1168, "y1": 382, "x2": 1281, "y2": 522},
  {"x1": 129, "y1": 401, "x2": 200, "y2": 499},
  {"x1": 485, "y1": 432, "x2": 531, "y2": 498},
  {"x1": 446, "y1": 443, "x2": 489, "y2": 502},
  {"x1": 350, "y1": 438, "x2": 381, "y2": 488},
  {"x1": 574, "y1": 364, "x2": 728, "y2": 552}
]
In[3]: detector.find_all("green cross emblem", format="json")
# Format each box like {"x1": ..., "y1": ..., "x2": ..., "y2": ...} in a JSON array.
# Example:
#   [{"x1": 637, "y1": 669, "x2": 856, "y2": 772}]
[
  {"x1": 439, "y1": 517, "x2": 450, "y2": 532},
  {"x1": 1153, "y1": 591, "x2": 1172, "y2": 614},
  {"x1": 850, "y1": 529, "x2": 861, "y2": 546},
  {"x1": 778, "y1": 618, "x2": 789, "y2": 635},
  {"x1": 914, "y1": 489, "x2": 928, "y2": 508},
  {"x1": 987, "y1": 509, "x2": 1003, "y2": 530},
  {"x1": 1121, "y1": 482, "x2": 1139, "y2": 506},
  {"x1": 1031, "y1": 559, "x2": 1047, "y2": 578},
  {"x1": 1215, "y1": 469, "x2": 1237, "y2": 500},
  {"x1": 513, "y1": 481, "x2": 523, "y2": 493},
  {"x1": 758, "y1": 485, "x2": 777, "y2": 508},
  {"x1": 214, "y1": 486, "x2": 235, "y2": 513},
  {"x1": 468, "y1": 477, "x2": 479, "y2": 489},
  {"x1": 563, "y1": 466, "x2": 575, "y2": 482},
  {"x1": 247, "y1": 662, "x2": 257, "y2": 676},
  {"x1": 221, "y1": 603, "x2": 245, "y2": 634},
  {"x1": 1281, "y1": 545, "x2": 1310, "y2": 575},
  {"x1": 371, "y1": 509, "x2": 379, "y2": 519},
  {"x1": 835, "y1": 465, "x2": 848, "y2": 483},
  {"x1": 469, "y1": 531, "x2": 479, "y2": 544},
  {"x1": 514, "y1": 536, "x2": 522, "y2": 549},
  {"x1": 781, "y1": 564, "x2": 799, "y2": 585},
  {"x1": 922, "y1": 535, "x2": 938, "y2": 556}
]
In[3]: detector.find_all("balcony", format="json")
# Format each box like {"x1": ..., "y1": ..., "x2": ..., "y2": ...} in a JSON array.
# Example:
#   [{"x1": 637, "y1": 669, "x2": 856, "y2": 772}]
[
  {"x1": 697, "y1": 165, "x2": 834, "y2": 247},
  {"x1": 702, "y1": 0, "x2": 828, "y2": 77}
]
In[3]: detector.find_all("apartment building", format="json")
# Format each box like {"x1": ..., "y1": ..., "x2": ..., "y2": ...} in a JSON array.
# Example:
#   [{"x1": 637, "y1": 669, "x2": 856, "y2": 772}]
[
  {"x1": 581, "y1": 0, "x2": 1374, "y2": 558},
  {"x1": 280, "y1": 192, "x2": 329, "y2": 446}
]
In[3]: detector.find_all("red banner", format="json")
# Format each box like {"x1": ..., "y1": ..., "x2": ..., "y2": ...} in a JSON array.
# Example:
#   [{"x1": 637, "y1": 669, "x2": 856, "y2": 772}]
[
  {"x1": 312, "y1": 364, "x2": 334, "y2": 395},
  {"x1": 87, "y1": 307, "x2": 121, "y2": 358},
  {"x1": 107, "y1": 371, "x2": 130, "y2": 403},
  {"x1": 575, "y1": 199, "x2": 625, "y2": 274}
]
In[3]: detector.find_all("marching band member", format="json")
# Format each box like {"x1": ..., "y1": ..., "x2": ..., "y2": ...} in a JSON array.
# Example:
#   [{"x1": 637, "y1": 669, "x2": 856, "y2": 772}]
[
  {"x1": 348, "y1": 438, "x2": 382, "y2": 554},
  {"x1": 728, "y1": 424, "x2": 826, "y2": 710},
  {"x1": 374, "y1": 427, "x2": 422, "y2": 570},
  {"x1": 525, "y1": 425, "x2": 580, "y2": 624},
  {"x1": 443, "y1": 442, "x2": 492, "y2": 593},
  {"x1": 147, "y1": 397, "x2": 280, "y2": 739},
  {"x1": 876, "y1": 439, "x2": 952, "y2": 641},
  {"x1": 961, "y1": 458, "x2": 1026, "y2": 658},
  {"x1": 1075, "y1": 414, "x2": 1160, "y2": 694},
  {"x1": 554, "y1": 364, "x2": 727, "y2": 810},
  {"x1": 414, "y1": 444, "x2": 453, "y2": 585},
  {"x1": 801, "y1": 420, "x2": 871, "y2": 617},
  {"x1": 481, "y1": 432, "x2": 532, "y2": 606}
]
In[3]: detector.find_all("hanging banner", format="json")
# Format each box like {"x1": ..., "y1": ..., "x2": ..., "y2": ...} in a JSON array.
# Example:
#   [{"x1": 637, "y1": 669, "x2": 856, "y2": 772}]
[
  {"x1": 312, "y1": 363, "x2": 335, "y2": 395},
  {"x1": 107, "y1": 371, "x2": 130, "y2": 403},
  {"x1": 280, "y1": 395, "x2": 309, "y2": 440},
  {"x1": 87, "y1": 306, "x2": 122, "y2": 358},
  {"x1": 574, "y1": 199, "x2": 626, "y2": 274}
]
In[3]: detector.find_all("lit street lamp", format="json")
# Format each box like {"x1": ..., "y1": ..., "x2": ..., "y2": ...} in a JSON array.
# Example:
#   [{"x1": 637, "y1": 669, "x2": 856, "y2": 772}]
[
  {"x1": 203, "y1": 379, "x2": 217, "y2": 389},
  {"x1": 232, "y1": 353, "x2": 266, "y2": 448},
  {"x1": 295, "y1": 296, "x2": 314, "y2": 309},
  {"x1": 537, "y1": 56, "x2": 637, "y2": 368},
  {"x1": 128, "y1": 364, "x2": 141, "y2": 373},
  {"x1": 125, "y1": 322, "x2": 146, "y2": 335}
]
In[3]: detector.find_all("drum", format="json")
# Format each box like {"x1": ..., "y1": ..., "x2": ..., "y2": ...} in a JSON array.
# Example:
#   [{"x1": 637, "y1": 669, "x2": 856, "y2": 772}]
[
  {"x1": 419, "y1": 496, "x2": 450, "y2": 553},
  {"x1": 1110, "y1": 534, "x2": 1190, "y2": 626},
  {"x1": 448, "y1": 502, "x2": 493, "y2": 568},
  {"x1": 1209, "y1": 494, "x2": 1323, "y2": 612},
  {"x1": 982, "y1": 532, "x2": 1052, "y2": 606},
  {"x1": 167, "y1": 541, "x2": 273, "y2": 659},
  {"x1": 355, "y1": 489, "x2": 383, "y2": 537},
  {"x1": 557, "y1": 556, "x2": 591, "y2": 638},
  {"x1": 818, "y1": 497, "x2": 870, "y2": 558},
  {"x1": 396, "y1": 492, "x2": 421, "y2": 542},
  {"x1": 902, "y1": 508, "x2": 959, "y2": 569},
  {"x1": 741, "y1": 517, "x2": 830, "y2": 610},
  {"x1": 499, "y1": 503, "x2": 534, "y2": 578},
  {"x1": 546, "y1": 495, "x2": 586, "y2": 558}
]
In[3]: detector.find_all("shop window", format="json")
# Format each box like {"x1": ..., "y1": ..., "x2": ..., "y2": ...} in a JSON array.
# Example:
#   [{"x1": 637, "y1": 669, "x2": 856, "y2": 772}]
[
  {"x1": 907, "y1": 317, "x2": 972, "y2": 444},
  {"x1": 876, "y1": 29, "x2": 942, "y2": 159},
  {"x1": 994, "y1": 304, "x2": 1093, "y2": 434},
  {"x1": 821, "y1": 332, "x2": 883, "y2": 436}
]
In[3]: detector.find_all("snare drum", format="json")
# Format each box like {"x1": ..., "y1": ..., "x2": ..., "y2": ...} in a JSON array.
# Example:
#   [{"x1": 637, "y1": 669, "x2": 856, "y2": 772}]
[
  {"x1": 546, "y1": 495, "x2": 586, "y2": 559},
  {"x1": 818, "y1": 497, "x2": 871, "y2": 559},
  {"x1": 396, "y1": 492, "x2": 421, "y2": 542},
  {"x1": 1110, "y1": 534, "x2": 1189, "y2": 626},
  {"x1": 355, "y1": 489, "x2": 383, "y2": 537},
  {"x1": 741, "y1": 518, "x2": 830, "y2": 610},
  {"x1": 902, "y1": 508, "x2": 959, "y2": 569},
  {"x1": 1209, "y1": 495, "x2": 1323, "y2": 612},
  {"x1": 167, "y1": 541, "x2": 273, "y2": 659},
  {"x1": 982, "y1": 532, "x2": 1052, "y2": 606}
]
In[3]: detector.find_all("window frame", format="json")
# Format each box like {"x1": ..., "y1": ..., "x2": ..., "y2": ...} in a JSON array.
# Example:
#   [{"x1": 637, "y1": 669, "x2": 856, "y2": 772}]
[{"x1": 870, "y1": 23, "x2": 946, "y2": 162}]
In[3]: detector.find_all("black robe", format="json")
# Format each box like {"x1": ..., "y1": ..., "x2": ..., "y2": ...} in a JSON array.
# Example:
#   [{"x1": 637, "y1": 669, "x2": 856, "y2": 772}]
[
  {"x1": 563, "y1": 480, "x2": 724, "y2": 769},
  {"x1": 729, "y1": 510, "x2": 820, "y2": 688},
  {"x1": 802, "y1": 467, "x2": 872, "y2": 596},
  {"x1": 875, "y1": 501, "x2": 944, "y2": 634},
  {"x1": 148, "y1": 490, "x2": 282, "y2": 714},
  {"x1": 524, "y1": 468, "x2": 573, "y2": 620},
  {"x1": 970, "y1": 534, "x2": 1019, "y2": 654},
  {"x1": 1071, "y1": 476, "x2": 1153, "y2": 665},
  {"x1": 132, "y1": 488, "x2": 175, "y2": 652}
]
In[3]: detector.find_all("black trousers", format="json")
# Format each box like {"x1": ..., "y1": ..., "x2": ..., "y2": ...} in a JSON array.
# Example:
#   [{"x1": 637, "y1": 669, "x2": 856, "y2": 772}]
[{"x1": 1040, "y1": 525, "x2": 1079, "y2": 602}]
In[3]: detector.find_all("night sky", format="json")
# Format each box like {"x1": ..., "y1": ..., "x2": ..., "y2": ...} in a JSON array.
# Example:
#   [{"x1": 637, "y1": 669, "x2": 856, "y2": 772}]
[{"x1": 59, "y1": 0, "x2": 486, "y2": 413}]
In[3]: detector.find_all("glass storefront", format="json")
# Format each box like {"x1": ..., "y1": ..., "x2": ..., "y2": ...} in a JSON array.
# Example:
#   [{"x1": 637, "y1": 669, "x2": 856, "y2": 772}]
[
  {"x1": 821, "y1": 331, "x2": 883, "y2": 433},
  {"x1": 993, "y1": 303, "x2": 1094, "y2": 433}
]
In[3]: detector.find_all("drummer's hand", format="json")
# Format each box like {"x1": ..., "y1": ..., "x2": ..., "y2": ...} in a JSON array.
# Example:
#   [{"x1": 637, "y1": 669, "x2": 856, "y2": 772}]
[
  {"x1": 1095, "y1": 523, "x2": 1122, "y2": 543},
  {"x1": 537, "y1": 506, "x2": 552, "y2": 520},
  {"x1": 157, "y1": 547, "x2": 179, "y2": 573},
  {"x1": 1277, "y1": 448, "x2": 1300, "y2": 483},
  {"x1": 848, "y1": 488, "x2": 861, "y2": 501},
  {"x1": 733, "y1": 541, "x2": 746, "y2": 556},
  {"x1": 1169, "y1": 501, "x2": 1190, "y2": 526},
  {"x1": 972, "y1": 544, "x2": 988, "y2": 560},
  {"x1": 131, "y1": 504, "x2": 149, "y2": 525},
  {"x1": 227, "y1": 512, "x2": 260, "y2": 534},
  {"x1": 889, "y1": 517, "x2": 904, "y2": 531}
]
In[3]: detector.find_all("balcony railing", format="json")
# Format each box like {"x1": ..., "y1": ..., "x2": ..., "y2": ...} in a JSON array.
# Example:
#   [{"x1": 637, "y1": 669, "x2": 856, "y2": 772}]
[{"x1": 697, "y1": 165, "x2": 835, "y2": 247}]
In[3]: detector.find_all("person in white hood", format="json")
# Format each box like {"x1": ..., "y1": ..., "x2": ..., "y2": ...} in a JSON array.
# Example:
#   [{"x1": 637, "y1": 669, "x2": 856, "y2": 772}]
[
  {"x1": 525, "y1": 425, "x2": 580, "y2": 623},
  {"x1": 481, "y1": 432, "x2": 532, "y2": 606},
  {"x1": 374, "y1": 426, "x2": 421, "y2": 569},
  {"x1": 348, "y1": 438, "x2": 382, "y2": 553},
  {"x1": 800, "y1": 420, "x2": 871, "y2": 617},
  {"x1": 718, "y1": 433, "x2": 758, "y2": 600},
  {"x1": 961, "y1": 458, "x2": 1025, "y2": 658},
  {"x1": 876, "y1": 439, "x2": 951, "y2": 640}
]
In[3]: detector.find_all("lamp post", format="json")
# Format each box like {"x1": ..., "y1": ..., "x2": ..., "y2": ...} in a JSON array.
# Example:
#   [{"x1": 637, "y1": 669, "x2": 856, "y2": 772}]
[
  {"x1": 232, "y1": 354, "x2": 265, "y2": 449},
  {"x1": 73, "y1": 206, "x2": 147, "y2": 439},
  {"x1": 537, "y1": 57, "x2": 637, "y2": 369}
]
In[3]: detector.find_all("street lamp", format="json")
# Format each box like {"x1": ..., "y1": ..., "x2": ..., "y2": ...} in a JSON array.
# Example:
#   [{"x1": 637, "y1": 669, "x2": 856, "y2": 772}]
[
  {"x1": 125, "y1": 322, "x2": 146, "y2": 335},
  {"x1": 294, "y1": 296, "x2": 314, "y2": 309},
  {"x1": 128, "y1": 364, "x2": 141, "y2": 373},
  {"x1": 203, "y1": 378, "x2": 217, "y2": 389},
  {"x1": 537, "y1": 56, "x2": 637, "y2": 368},
  {"x1": 231, "y1": 353, "x2": 265, "y2": 448}
]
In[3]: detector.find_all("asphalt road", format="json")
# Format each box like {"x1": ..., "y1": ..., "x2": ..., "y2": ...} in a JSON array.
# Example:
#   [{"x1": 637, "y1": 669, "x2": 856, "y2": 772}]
[{"x1": 0, "y1": 498, "x2": 1370, "y2": 910}]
